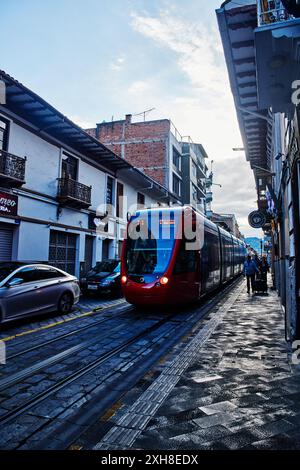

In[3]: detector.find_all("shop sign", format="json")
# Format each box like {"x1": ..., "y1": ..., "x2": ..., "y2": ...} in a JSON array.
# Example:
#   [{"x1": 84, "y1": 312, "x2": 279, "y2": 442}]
[
  {"x1": 0, "y1": 191, "x2": 18, "y2": 217},
  {"x1": 248, "y1": 210, "x2": 266, "y2": 229}
]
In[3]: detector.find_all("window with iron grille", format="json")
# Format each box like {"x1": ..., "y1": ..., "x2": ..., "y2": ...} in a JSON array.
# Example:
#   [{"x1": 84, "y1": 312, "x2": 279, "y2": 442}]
[{"x1": 49, "y1": 230, "x2": 77, "y2": 275}]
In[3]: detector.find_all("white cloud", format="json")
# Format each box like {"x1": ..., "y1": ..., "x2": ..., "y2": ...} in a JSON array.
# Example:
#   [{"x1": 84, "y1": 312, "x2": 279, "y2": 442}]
[
  {"x1": 128, "y1": 80, "x2": 151, "y2": 94},
  {"x1": 131, "y1": 11, "x2": 229, "y2": 97},
  {"x1": 69, "y1": 115, "x2": 95, "y2": 129},
  {"x1": 129, "y1": 9, "x2": 259, "y2": 237},
  {"x1": 110, "y1": 56, "x2": 126, "y2": 72}
]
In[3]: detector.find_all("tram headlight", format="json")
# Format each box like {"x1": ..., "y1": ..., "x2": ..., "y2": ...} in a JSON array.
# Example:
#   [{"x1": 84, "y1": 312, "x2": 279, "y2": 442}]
[
  {"x1": 121, "y1": 276, "x2": 128, "y2": 284},
  {"x1": 160, "y1": 276, "x2": 169, "y2": 286}
]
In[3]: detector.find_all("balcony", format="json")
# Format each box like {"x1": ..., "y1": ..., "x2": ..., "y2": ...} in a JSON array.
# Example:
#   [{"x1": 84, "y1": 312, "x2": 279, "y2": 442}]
[
  {"x1": 257, "y1": 1, "x2": 291, "y2": 26},
  {"x1": 0, "y1": 150, "x2": 26, "y2": 188},
  {"x1": 57, "y1": 178, "x2": 91, "y2": 209},
  {"x1": 255, "y1": 1, "x2": 300, "y2": 112}
]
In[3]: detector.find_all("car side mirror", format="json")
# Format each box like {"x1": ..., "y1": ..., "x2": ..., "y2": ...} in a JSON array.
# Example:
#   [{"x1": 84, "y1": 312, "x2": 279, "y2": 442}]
[{"x1": 7, "y1": 278, "x2": 24, "y2": 288}]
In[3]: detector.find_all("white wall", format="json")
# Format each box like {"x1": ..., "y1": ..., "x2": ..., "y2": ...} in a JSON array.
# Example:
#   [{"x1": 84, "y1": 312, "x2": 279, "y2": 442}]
[
  {"x1": 3, "y1": 113, "x2": 167, "y2": 270},
  {"x1": 17, "y1": 221, "x2": 50, "y2": 262},
  {"x1": 8, "y1": 122, "x2": 60, "y2": 197},
  {"x1": 79, "y1": 160, "x2": 106, "y2": 211}
]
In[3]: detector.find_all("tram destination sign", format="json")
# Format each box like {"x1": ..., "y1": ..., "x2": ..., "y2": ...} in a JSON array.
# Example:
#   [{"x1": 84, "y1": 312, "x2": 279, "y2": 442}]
[
  {"x1": 248, "y1": 210, "x2": 266, "y2": 229},
  {"x1": 0, "y1": 191, "x2": 18, "y2": 217}
]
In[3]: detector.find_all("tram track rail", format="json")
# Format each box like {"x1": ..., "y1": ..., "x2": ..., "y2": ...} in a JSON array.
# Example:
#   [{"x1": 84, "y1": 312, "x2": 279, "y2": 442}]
[
  {"x1": 0, "y1": 307, "x2": 141, "y2": 390},
  {"x1": 0, "y1": 298, "x2": 128, "y2": 345},
  {"x1": 0, "y1": 310, "x2": 181, "y2": 427},
  {"x1": 6, "y1": 304, "x2": 134, "y2": 360},
  {"x1": 0, "y1": 277, "x2": 243, "y2": 450}
]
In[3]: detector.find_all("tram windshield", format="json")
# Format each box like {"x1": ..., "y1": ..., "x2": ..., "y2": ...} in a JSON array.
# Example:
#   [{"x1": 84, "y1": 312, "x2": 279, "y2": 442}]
[{"x1": 126, "y1": 214, "x2": 176, "y2": 275}]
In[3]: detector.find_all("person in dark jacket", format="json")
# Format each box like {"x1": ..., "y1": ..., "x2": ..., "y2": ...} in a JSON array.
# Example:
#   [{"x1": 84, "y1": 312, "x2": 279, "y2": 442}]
[
  {"x1": 244, "y1": 255, "x2": 259, "y2": 294},
  {"x1": 253, "y1": 254, "x2": 262, "y2": 278},
  {"x1": 260, "y1": 255, "x2": 270, "y2": 281}
]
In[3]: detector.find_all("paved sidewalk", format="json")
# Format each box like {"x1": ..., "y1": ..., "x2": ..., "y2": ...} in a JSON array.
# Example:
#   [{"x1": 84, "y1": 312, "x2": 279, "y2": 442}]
[{"x1": 131, "y1": 280, "x2": 300, "y2": 450}]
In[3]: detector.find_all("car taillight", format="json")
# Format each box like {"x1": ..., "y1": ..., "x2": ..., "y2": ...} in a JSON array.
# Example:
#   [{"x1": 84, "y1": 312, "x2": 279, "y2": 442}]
[
  {"x1": 160, "y1": 276, "x2": 169, "y2": 285},
  {"x1": 121, "y1": 276, "x2": 128, "y2": 284}
]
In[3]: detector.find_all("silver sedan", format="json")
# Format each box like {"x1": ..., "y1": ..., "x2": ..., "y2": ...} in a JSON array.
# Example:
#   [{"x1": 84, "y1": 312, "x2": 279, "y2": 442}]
[{"x1": 0, "y1": 263, "x2": 81, "y2": 324}]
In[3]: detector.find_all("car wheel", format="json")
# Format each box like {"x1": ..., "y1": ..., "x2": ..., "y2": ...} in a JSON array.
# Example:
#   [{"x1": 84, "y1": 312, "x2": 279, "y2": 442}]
[{"x1": 58, "y1": 292, "x2": 74, "y2": 314}]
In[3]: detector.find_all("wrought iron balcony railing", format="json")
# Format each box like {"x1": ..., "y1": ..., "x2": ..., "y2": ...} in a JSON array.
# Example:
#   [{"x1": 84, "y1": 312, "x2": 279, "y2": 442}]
[
  {"x1": 0, "y1": 149, "x2": 26, "y2": 187},
  {"x1": 257, "y1": 0, "x2": 291, "y2": 26},
  {"x1": 57, "y1": 177, "x2": 91, "y2": 208}
]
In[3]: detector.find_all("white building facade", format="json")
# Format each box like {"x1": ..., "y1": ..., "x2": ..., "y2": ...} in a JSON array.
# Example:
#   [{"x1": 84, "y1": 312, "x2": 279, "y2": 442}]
[{"x1": 0, "y1": 71, "x2": 177, "y2": 278}]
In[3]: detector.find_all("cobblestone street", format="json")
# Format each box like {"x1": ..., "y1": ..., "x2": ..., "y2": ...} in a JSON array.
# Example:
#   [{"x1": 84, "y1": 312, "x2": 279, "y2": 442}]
[{"x1": 92, "y1": 278, "x2": 300, "y2": 451}]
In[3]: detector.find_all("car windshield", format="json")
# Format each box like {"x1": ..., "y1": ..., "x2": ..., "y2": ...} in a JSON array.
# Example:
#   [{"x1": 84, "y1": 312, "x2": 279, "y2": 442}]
[
  {"x1": 0, "y1": 263, "x2": 22, "y2": 282},
  {"x1": 89, "y1": 260, "x2": 120, "y2": 275}
]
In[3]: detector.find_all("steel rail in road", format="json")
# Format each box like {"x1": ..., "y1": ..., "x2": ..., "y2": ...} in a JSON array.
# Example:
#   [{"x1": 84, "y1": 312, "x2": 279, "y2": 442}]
[
  {"x1": 0, "y1": 277, "x2": 243, "y2": 447},
  {"x1": 0, "y1": 309, "x2": 182, "y2": 427},
  {"x1": 6, "y1": 304, "x2": 134, "y2": 360},
  {"x1": 37, "y1": 277, "x2": 243, "y2": 451},
  {"x1": 0, "y1": 299, "x2": 128, "y2": 344},
  {"x1": 0, "y1": 306, "x2": 137, "y2": 390}
]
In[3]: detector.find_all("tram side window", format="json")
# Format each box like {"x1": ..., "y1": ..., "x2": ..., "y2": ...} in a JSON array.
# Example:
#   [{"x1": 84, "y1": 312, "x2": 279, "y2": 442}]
[
  {"x1": 173, "y1": 239, "x2": 197, "y2": 274},
  {"x1": 206, "y1": 231, "x2": 220, "y2": 273}
]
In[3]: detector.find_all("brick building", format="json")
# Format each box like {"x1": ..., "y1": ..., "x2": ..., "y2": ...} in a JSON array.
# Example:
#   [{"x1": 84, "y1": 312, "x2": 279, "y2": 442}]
[{"x1": 86, "y1": 115, "x2": 209, "y2": 211}]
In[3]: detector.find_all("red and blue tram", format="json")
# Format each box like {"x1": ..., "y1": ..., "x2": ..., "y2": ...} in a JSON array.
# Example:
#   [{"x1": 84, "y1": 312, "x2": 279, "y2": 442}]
[{"x1": 121, "y1": 206, "x2": 247, "y2": 306}]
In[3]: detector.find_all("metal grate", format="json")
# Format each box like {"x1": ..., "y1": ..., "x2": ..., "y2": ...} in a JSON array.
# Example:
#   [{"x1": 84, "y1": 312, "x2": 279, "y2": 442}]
[
  {"x1": 49, "y1": 230, "x2": 77, "y2": 275},
  {"x1": 57, "y1": 177, "x2": 91, "y2": 206},
  {"x1": 0, "y1": 225, "x2": 13, "y2": 261},
  {"x1": 0, "y1": 150, "x2": 26, "y2": 182},
  {"x1": 257, "y1": 0, "x2": 290, "y2": 25}
]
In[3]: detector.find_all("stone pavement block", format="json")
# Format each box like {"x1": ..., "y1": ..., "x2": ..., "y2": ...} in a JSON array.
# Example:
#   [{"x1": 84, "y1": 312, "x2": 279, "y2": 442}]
[
  {"x1": 251, "y1": 434, "x2": 300, "y2": 450},
  {"x1": 131, "y1": 285, "x2": 300, "y2": 450},
  {"x1": 249, "y1": 419, "x2": 295, "y2": 440},
  {"x1": 199, "y1": 400, "x2": 238, "y2": 415},
  {"x1": 193, "y1": 411, "x2": 237, "y2": 429}
]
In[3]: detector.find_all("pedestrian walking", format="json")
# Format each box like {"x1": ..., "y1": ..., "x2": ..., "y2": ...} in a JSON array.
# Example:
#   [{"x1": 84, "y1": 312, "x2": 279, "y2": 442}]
[
  {"x1": 244, "y1": 255, "x2": 259, "y2": 294},
  {"x1": 260, "y1": 255, "x2": 270, "y2": 281},
  {"x1": 253, "y1": 254, "x2": 261, "y2": 279}
]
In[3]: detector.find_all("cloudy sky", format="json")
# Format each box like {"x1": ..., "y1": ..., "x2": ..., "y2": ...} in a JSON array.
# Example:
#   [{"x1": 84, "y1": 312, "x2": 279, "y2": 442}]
[{"x1": 1, "y1": 0, "x2": 262, "y2": 237}]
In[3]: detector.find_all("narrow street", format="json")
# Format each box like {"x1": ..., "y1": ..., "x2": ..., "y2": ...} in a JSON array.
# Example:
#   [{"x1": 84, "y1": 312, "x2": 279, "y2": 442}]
[
  {"x1": 1, "y1": 276, "x2": 299, "y2": 451},
  {"x1": 0, "y1": 281, "x2": 240, "y2": 450},
  {"x1": 93, "y1": 279, "x2": 300, "y2": 451},
  {"x1": 1, "y1": 0, "x2": 300, "y2": 461}
]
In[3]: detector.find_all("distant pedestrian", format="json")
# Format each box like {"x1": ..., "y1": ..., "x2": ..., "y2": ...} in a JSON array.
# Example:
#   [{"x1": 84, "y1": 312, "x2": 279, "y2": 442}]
[
  {"x1": 244, "y1": 255, "x2": 259, "y2": 294},
  {"x1": 253, "y1": 254, "x2": 261, "y2": 278},
  {"x1": 260, "y1": 255, "x2": 269, "y2": 281}
]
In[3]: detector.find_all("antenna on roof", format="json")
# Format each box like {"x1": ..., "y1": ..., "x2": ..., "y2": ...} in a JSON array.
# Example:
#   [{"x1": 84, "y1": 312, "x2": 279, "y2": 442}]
[{"x1": 133, "y1": 108, "x2": 156, "y2": 122}]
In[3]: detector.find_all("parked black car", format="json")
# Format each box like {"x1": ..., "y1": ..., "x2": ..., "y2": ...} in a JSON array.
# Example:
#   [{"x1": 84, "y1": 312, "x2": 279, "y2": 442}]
[{"x1": 80, "y1": 259, "x2": 121, "y2": 297}]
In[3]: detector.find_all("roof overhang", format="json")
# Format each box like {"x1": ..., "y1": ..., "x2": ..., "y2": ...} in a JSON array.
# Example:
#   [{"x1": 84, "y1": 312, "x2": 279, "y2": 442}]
[
  {"x1": 254, "y1": 18, "x2": 300, "y2": 113},
  {"x1": 0, "y1": 70, "x2": 178, "y2": 204},
  {"x1": 216, "y1": 1, "x2": 272, "y2": 215}
]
